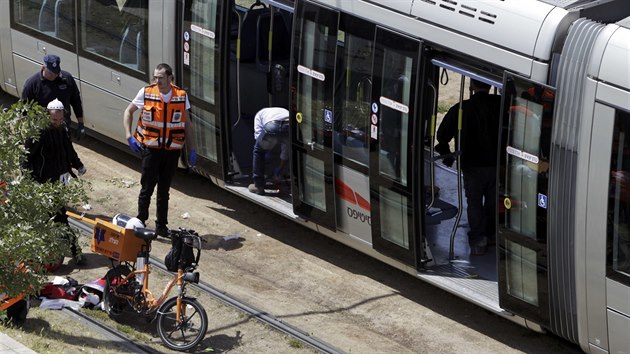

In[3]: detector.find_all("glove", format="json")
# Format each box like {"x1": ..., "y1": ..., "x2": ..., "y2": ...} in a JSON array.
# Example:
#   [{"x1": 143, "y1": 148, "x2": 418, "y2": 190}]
[
  {"x1": 76, "y1": 122, "x2": 86, "y2": 141},
  {"x1": 127, "y1": 136, "x2": 142, "y2": 153},
  {"x1": 77, "y1": 165, "x2": 87, "y2": 176},
  {"x1": 188, "y1": 149, "x2": 197, "y2": 167},
  {"x1": 59, "y1": 172, "x2": 72, "y2": 186},
  {"x1": 443, "y1": 156, "x2": 455, "y2": 168}
]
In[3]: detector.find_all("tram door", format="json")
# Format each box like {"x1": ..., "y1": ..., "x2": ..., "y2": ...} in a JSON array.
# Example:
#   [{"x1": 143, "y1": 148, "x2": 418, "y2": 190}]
[
  {"x1": 290, "y1": 2, "x2": 339, "y2": 230},
  {"x1": 369, "y1": 29, "x2": 422, "y2": 266},
  {"x1": 498, "y1": 73, "x2": 555, "y2": 325},
  {"x1": 176, "y1": 0, "x2": 227, "y2": 178}
]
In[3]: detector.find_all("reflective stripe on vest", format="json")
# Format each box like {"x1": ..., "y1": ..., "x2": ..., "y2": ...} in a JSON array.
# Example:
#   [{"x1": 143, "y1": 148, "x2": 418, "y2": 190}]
[{"x1": 134, "y1": 84, "x2": 187, "y2": 150}]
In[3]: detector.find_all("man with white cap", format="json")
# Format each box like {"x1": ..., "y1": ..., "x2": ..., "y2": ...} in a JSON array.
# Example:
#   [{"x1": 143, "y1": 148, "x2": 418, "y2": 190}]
[
  {"x1": 21, "y1": 54, "x2": 86, "y2": 141},
  {"x1": 23, "y1": 98, "x2": 87, "y2": 264}
]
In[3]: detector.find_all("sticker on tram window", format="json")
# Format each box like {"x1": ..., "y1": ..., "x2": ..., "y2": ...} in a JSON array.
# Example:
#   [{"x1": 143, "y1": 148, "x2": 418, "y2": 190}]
[
  {"x1": 372, "y1": 102, "x2": 378, "y2": 113},
  {"x1": 297, "y1": 65, "x2": 325, "y2": 81},
  {"x1": 184, "y1": 52, "x2": 190, "y2": 66},
  {"x1": 379, "y1": 96, "x2": 409, "y2": 114},
  {"x1": 324, "y1": 109, "x2": 333, "y2": 123},
  {"x1": 184, "y1": 31, "x2": 190, "y2": 41},
  {"x1": 371, "y1": 124, "x2": 378, "y2": 140},
  {"x1": 506, "y1": 145, "x2": 539, "y2": 164},
  {"x1": 538, "y1": 193, "x2": 548, "y2": 209},
  {"x1": 190, "y1": 24, "x2": 215, "y2": 39}
]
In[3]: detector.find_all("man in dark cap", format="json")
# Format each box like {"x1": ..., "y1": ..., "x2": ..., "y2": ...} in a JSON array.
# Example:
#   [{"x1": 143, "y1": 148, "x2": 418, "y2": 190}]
[{"x1": 21, "y1": 54, "x2": 86, "y2": 141}]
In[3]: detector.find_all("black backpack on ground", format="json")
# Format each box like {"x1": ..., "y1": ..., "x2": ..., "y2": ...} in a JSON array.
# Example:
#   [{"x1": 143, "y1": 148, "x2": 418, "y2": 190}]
[{"x1": 164, "y1": 230, "x2": 196, "y2": 272}]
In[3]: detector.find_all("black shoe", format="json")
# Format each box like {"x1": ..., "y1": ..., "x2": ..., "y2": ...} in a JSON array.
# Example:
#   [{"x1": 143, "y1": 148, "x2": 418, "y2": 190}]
[{"x1": 156, "y1": 225, "x2": 170, "y2": 238}]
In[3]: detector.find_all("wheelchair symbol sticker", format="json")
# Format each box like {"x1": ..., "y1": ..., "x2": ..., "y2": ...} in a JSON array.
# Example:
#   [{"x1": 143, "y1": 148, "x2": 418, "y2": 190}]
[
  {"x1": 324, "y1": 109, "x2": 333, "y2": 123},
  {"x1": 372, "y1": 103, "x2": 378, "y2": 113},
  {"x1": 538, "y1": 193, "x2": 548, "y2": 209}
]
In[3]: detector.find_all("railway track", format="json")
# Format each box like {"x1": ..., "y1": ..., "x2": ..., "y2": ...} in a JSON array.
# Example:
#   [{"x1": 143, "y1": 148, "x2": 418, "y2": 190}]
[{"x1": 68, "y1": 218, "x2": 343, "y2": 354}]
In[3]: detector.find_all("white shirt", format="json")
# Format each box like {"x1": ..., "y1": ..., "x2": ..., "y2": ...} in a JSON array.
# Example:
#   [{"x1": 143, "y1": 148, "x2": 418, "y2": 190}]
[
  {"x1": 132, "y1": 87, "x2": 191, "y2": 109},
  {"x1": 254, "y1": 107, "x2": 290, "y2": 161},
  {"x1": 253, "y1": 107, "x2": 290, "y2": 140}
]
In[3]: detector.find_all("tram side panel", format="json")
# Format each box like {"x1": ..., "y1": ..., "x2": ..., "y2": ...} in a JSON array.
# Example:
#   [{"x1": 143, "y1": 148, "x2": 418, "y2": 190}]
[{"x1": 581, "y1": 23, "x2": 630, "y2": 354}]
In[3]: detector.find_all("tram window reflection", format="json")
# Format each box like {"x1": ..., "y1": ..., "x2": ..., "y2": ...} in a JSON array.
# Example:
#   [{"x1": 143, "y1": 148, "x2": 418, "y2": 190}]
[
  {"x1": 378, "y1": 50, "x2": 411, "y2": 186},
  {"x1": 504, "y1": 82, "x2": 554, "y2": 241},
  {"x1": 79, "y1": 0, "x2": 148, "y2": 73},
  {"x1": 12, "y1": 0, "x2": 76, "y2": 44},
  {"x1": 607, "y1": 109, "x2": 630, "y2": 282},
  {"x1": 332, "y1": 16, "x2": 374, "y2": 167}
]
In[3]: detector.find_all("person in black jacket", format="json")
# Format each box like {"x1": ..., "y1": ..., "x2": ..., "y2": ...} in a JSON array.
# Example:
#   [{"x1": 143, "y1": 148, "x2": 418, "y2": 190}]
[
  {"x1": 24, "y1": 99, "x2": 87, "y2": 264},
  {"x1": 21, "y1": 54, "x2": 86, "y2": 140},
  {"x1": 436, "y1": 79, "x2": 502, "y2": 256}
]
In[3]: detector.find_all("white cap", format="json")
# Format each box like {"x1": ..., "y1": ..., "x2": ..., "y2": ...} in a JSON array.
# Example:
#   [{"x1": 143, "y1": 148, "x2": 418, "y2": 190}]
[{"x1": 47, "y1": 98, "x2": 64, "y2": 110}]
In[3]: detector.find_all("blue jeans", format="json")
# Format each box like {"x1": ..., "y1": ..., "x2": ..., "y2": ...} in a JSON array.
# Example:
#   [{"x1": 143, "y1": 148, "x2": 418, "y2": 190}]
[{"x1": 252, "y1": 120, "x2": 289, "y2": 188}]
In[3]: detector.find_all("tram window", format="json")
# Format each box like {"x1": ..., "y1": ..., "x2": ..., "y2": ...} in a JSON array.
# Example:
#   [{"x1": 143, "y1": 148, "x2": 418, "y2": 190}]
[
  {"x1": 183, "y1": 0, "x2": 218, "y2": 104},
  {"x1": 607, "y1": 109, "x2": 630, "y2": 284},
  {"x1": 332, "y1": 16, "x2": 374, "y2": 167},
  {"x1": 12, "y1": 0, "x2": 76, "y2": 44},
  {"x1": 378, "y1": 50, "x2": 412, "y2": 186},
  {"x1": 506, "y1": 240, "x2": 539, "y2": 306},
  {"x1": 295, "y1": 19, "x2": 330, "y2": 149},
  {"x1": 504, "y1": 82, "x2": 554, "y2": 240},
  {"x1": 380, "y1": 187, "x2": 410, "y2": 248},
  {"x1": 79, "y1": 0, "x2": 148, "y2": 73}
]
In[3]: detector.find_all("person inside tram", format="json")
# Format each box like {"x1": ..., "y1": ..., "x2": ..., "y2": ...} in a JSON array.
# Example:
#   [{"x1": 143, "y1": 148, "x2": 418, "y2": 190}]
[
  {"x1": 248, "y1": 107, "x2": 290, "y2": 195},
  {"x1": 435, "y1": 79, "x2": 502, "y2": 256}
]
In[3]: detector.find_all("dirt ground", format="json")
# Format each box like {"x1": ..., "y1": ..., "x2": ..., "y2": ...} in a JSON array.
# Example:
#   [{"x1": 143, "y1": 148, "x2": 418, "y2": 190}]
[{"x1": 0, "y1": 80, "x2": 581, "y2": 353}]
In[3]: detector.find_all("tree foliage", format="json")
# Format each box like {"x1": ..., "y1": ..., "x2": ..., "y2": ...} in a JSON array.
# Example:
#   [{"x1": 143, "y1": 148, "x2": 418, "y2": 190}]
[{"x1": 0, "y1": 101, "x2": 89, "y2": 298}]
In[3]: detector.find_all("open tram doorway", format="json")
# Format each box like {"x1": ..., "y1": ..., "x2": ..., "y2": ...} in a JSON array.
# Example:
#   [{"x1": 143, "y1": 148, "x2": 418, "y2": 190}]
[
  {"x1": 422, "y1": 61, "x2": 506, "y2": 281},
  {"x1": 225, "y1": 0, "x2": 293, "y2": 201}
]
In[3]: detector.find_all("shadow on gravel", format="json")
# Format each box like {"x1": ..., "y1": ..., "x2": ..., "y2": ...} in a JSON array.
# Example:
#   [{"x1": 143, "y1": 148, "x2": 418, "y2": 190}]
[
  {"x1": 200, "y1": 234, "x2": 245, "y2": 251},
  {"x1": 201, "y1": 331, "x2": 244, "y2": 353},
  {"x1": 16, "y1": 317, "x2": 136, "y2": 352}
]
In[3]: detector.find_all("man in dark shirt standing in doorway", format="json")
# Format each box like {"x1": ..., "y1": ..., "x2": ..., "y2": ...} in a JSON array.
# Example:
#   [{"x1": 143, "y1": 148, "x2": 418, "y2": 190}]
[
  {"x1": 21, "y1": 54, "x2": 86, "y2": 140},
  {"x1": 436, "y1": 79, "x2": 502, "y2": 256}
]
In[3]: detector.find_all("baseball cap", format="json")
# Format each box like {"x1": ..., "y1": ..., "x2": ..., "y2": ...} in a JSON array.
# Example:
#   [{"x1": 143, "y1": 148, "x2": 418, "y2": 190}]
[
  {"x1": 47, "y1": 98, "x2": 64, "y2": 110},
  {"x1": 43, "y1": 54, "x2": 61, "y2": 74}
]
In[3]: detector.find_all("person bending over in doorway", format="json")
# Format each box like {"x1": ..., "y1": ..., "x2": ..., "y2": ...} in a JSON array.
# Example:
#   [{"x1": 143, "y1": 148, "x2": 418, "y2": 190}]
[{"x1": 248, "y1": 107, "x2": 290, "y2": 195}]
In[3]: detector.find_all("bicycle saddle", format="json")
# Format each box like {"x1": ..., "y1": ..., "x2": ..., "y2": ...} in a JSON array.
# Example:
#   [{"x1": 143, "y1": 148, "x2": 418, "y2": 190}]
[{"x1": 134, "y1": 227, "x2": 158, "y2": 241}]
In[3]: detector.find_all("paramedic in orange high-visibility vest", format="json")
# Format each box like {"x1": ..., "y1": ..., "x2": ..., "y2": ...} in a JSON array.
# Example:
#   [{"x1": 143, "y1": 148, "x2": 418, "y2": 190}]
[{"x1": 123, "y1": 63, "x2": 197, "y2": 238}]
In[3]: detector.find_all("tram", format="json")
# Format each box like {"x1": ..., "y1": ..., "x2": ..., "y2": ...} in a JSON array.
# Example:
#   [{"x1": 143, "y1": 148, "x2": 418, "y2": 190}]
[{"x1": 1, "y1": 0, "x2": 630, "y2": 352}]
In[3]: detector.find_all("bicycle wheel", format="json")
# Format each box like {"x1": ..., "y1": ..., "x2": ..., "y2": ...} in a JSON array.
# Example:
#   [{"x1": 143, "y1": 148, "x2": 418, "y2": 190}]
[
  {"x1": 156, "y1": 297, "x2": 208, "y2": 351},
  {"x1": 103, "y1": 264, "x2": 130, "y2": 319}
]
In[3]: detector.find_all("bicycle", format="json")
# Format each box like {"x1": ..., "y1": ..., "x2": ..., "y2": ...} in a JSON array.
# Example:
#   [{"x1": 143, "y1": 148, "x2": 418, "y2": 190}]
[
  {"x1": 101, "y1": 226, "x2": 208, "y2": 351},
  {"x1": 65, "y1": 211, "x2": 208, "y2": 350}
]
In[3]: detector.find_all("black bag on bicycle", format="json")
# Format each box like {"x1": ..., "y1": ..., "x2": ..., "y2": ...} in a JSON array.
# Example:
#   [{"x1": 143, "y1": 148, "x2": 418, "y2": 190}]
[{"x1": 164, "y1": 230, "x2": 195, "y2": 272}]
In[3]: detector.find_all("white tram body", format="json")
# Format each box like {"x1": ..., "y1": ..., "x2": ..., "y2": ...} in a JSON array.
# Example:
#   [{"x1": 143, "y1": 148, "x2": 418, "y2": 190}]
[{"x1": 1, "y1": 0, "x2": 630, "y2": 352}]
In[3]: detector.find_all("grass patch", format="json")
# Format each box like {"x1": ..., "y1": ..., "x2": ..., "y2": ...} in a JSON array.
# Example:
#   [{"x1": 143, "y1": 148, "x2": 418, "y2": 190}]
[{"x1": 288, "y1": 337, "x2": 304, "y2": 349}]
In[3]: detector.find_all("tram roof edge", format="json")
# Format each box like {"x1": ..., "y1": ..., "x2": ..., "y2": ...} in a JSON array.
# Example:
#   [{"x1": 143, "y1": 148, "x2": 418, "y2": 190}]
[
  {"x1": 593, "y1": 25, "x2": 630, "y2": 94},
  {"x1": 315, "y1": 0, "x2": 574, "y2": 78}
]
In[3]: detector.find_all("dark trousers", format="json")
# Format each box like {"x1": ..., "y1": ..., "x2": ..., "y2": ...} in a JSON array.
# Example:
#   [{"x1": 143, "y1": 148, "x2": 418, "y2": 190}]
[
  {"x1": 137, "y1": 148, "x2": 180, "y2": 227},
  {"x1": 53, "y1": 206, "x2": 78, "y2": 257},
  {"x1": 463, "y1": 167, "x2": 496, "y2": 247},
  {"x1": 252, "y1": 120, "x2": 289, "y2": 188}
]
